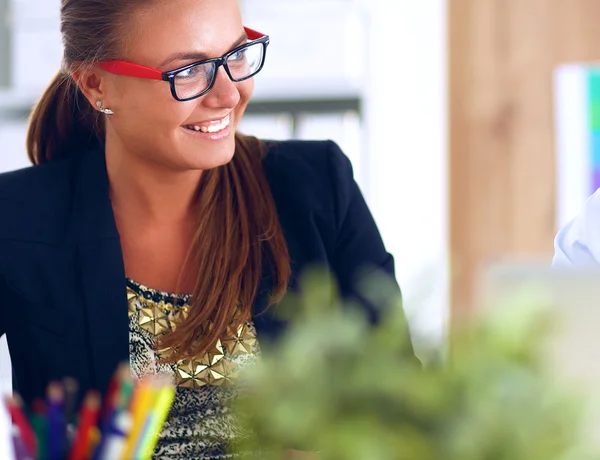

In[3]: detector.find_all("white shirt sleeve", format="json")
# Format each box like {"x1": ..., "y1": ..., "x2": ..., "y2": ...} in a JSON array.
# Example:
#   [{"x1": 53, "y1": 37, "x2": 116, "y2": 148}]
[{"x1": 553, "y1": 189, "x2": 600, "y2": 267}]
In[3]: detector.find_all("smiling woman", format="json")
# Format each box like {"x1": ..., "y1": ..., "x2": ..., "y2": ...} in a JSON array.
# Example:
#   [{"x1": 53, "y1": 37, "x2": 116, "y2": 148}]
[{"x1": 0, "y1": 0, "x2": 414, "y2": 458}]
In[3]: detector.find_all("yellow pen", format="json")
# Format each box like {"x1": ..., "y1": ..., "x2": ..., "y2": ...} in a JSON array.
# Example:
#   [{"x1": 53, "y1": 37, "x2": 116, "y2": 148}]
[
  {"x1": 119, "y1": 380, "x2": 157, "y2": 460},
  {"x1": 136, "y1": 384, "x2": 176, "y2": 459}
]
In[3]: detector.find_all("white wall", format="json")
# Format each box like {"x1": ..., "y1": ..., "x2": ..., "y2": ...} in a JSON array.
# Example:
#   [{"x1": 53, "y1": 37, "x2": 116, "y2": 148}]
[
  {"x1": 0, "y1": 117, "x2": 29, "y2": 172},
  {"x1": 10, "y1": 0, "x2": 62, "y2": 92},
  {"x1": 361, "y1": 1, "x2": 449, "y2": 359}
]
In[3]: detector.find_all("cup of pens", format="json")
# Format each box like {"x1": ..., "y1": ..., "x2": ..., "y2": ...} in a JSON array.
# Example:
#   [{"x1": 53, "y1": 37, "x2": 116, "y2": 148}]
[{"x1": 4, "y1": 364, "x2": 175, "y2": 460}]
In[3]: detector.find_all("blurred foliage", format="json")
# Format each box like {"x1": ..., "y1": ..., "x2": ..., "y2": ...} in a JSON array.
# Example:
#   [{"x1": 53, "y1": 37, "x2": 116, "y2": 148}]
[{"x1": 231, "y1": 268, "x2": 599, "y2": 460}]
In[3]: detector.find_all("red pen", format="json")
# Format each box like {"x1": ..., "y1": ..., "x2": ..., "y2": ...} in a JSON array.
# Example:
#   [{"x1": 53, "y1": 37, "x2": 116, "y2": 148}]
[
  {"x1": 102, "y1": 364, "x2": 130, "y2": 426},
  {"x1": 68, "y1": 391, "x2": 101, "y2": 460},
  {"x1": 4, "y1": 395, "x2": 37, "y2": 458}
]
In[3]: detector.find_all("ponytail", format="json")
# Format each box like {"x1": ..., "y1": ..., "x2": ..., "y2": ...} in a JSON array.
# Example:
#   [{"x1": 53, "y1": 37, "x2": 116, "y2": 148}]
[{"x1": 27, "y1": 71, "x2": 103, "y2": 165}]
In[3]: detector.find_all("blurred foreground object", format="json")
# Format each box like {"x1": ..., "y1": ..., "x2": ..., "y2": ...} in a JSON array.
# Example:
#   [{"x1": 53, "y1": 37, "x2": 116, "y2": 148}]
[
  {"x1": 232, "y1": 267, "x2": 600, "y2": 460},
  {"x1": 3, "y1": 364, "x2": 175, "y2": 460}
]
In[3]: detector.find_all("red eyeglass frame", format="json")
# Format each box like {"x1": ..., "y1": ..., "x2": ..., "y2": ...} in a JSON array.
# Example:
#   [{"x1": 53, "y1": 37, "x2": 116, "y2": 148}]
[{"x1": 95, "y1": 27, "x2": 269, "y2": 101}]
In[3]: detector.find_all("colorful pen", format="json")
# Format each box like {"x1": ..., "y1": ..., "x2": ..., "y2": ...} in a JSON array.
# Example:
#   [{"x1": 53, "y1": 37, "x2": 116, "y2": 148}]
[
  {"x1": 62, "y1": 378, "x2": 79, "y2": 426},
  {"x1": 3, "y1": 365, "x2": 177, "y2": 460},
  {"x1": 47, "y1": 382, "x2": 66, "y2": 460},
  {"x1": 98, "y1": 411, "x2": 132, "y2": 460},
  {"x1": 92, "y1": 365, "x2": 133, "y2": 460},
  {"x1": 100, "y1": 366, "x2": 122, "y2": 429},
  {"x1": 5, "y1": 396, "x2": 37, "y2": 458},
  {"x1": 68, "y1": 391, "x2": 101, "y2": 460},
  {"x1": 137, "y1": 384, "x2": 176, "y2": 459},
  {"x1": 120, "y1": 380, "x2": 158, "y2": 460},
  {"x1": 29, "y1": 399, "x2": 48, "y2": 460}
]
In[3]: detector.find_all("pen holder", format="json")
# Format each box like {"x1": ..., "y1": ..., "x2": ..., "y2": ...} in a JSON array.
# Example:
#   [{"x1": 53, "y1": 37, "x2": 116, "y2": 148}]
[{"x1": 3, "y1": 363, "x2": 175, "y2": 460}]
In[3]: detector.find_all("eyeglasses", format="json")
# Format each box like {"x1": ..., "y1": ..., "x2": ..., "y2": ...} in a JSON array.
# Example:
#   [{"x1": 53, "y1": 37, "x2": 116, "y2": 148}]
[{"x1": 96, "y1": 27, "x2": 269, "y2": 102}]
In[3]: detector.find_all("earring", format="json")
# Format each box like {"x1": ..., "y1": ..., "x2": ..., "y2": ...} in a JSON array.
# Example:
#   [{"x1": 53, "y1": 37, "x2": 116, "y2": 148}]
[{"x1": 96, "y1": 100, "x2": 114, "y2": 115}]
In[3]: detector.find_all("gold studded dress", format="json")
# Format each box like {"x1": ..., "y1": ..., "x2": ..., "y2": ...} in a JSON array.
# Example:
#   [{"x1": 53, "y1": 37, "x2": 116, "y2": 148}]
[{"x1": 126, "y1": 278, "x2": 260, "y2": 459}]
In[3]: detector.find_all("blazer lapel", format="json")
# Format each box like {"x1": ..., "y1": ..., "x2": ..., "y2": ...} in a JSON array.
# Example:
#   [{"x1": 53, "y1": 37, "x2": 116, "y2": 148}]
[{"x1": 73, "y1": 147, "x2": 128, "y2": 395}]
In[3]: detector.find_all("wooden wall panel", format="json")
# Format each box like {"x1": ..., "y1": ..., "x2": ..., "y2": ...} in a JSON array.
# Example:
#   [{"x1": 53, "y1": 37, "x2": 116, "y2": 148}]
[{"x1": 449, "y1": 0, "x2": 600, "y2": 323}]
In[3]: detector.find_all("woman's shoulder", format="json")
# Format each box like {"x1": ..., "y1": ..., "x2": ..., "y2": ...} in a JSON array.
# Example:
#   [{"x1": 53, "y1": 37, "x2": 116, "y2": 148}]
[
  {"x1": 0, "y1": 157, "x2": 76, "y2": 243},
  {"x1": 553, "y1": 188, "x2": 600, "y2": 266},
  {"x1": 0, "y1": 155, "x2": 74, "y2": 188},
  {"x1": 262, "y1": 139, "x2": 350, "y2": 172},
  {"x1": 261, "y1": 139, "x2": 355, "y2": 210}
]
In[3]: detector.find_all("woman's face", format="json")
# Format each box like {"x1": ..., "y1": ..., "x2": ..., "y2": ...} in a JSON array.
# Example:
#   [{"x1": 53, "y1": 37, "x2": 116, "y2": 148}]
[{"x1": 100, "y1": 0, "x2": 253, "y2": 171}]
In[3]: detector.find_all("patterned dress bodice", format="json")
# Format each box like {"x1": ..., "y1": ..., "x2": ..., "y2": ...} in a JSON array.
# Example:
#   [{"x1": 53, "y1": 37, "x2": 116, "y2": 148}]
[{"x1": 126, "y1": 278, "x2": 259, "y2": 459}]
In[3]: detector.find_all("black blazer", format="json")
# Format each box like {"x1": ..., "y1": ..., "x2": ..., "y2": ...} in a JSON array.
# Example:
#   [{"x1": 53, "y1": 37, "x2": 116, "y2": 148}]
[{"x1": 0, "y1": 140, "x2": 408, "y2": 404}]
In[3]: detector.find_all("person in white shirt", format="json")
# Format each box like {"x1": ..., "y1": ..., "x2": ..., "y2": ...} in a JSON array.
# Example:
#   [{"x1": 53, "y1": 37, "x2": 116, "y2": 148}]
[{"x1": 553, "y1": 190, "x2": 600, "y2": 266}]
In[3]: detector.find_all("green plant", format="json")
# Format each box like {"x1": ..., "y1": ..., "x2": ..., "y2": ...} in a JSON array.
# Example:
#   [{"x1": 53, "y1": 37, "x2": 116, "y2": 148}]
[{"x1": 232, "y1": 268, "x2": 598, "y2": 460}]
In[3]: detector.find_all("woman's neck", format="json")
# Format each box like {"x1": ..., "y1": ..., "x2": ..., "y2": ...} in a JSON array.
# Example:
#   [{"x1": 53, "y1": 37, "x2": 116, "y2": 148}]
[{"x1": 104, "y1": 144, "x2": 203, "y2": 224}]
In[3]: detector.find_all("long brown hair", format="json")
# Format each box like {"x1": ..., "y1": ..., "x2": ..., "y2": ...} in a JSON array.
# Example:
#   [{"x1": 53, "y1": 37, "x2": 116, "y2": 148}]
[{"x1": 27, "y1": 0, "x2": 290, "y2": 361}]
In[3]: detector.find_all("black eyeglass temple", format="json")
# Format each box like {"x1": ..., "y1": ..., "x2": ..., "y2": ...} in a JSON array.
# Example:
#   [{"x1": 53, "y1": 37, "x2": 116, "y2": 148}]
[{"x1": 170, "y1": 40, "x2": 267, "y2": 101}]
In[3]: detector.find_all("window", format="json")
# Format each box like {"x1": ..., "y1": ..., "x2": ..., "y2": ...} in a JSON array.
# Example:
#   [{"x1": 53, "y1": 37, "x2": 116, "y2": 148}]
[{"x1": 0, "y1": 0, "x2": 11, "y2": 88}]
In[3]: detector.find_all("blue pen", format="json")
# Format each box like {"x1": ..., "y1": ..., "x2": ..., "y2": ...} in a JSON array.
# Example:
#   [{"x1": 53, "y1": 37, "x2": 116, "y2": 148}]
[
  {"x1": 97, "y1": 411, "x2": 132, "y2": 460},
  {"x1": 47, "y1": 383, "x2": 66, "y2": 460}
]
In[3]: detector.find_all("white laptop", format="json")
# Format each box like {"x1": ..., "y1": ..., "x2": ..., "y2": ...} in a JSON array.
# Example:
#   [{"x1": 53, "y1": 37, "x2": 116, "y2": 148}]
[
  {"x1": 479, "y1": 262, "x2": 600, "y2": 446},
  {"x1": 479, "y1": 262, "x2": 600, "y2": 386}
]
